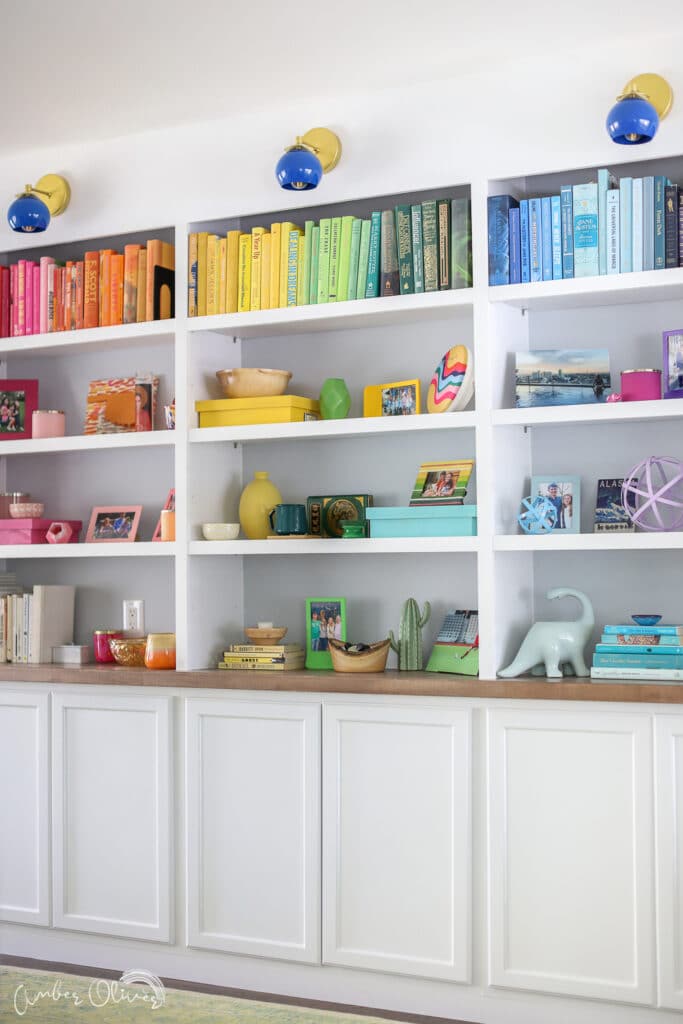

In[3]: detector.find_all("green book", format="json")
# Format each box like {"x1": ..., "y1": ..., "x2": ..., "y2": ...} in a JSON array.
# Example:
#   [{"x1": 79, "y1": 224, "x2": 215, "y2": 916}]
[
  {"x1": 299, "y1": 220, "x2": 314, "y2": 306},
  {"x1": 411, "y1": 204, "x2": 424, "y2": 293},
  {"x1": 317, "y1": 219, "x2": 332, "y2": 303},
  {"x1": 309, "y1": 225, "x2": 320, "y2": 304},
  {"x1": 451, "y1": 197, "x2": 472, "y2": 289},
  {"x1": 336, "y1": 215, "x2": 355, "y2": 301},
  {"x1": 286, "y1": 229, "x2": 299, "y2": 306},
  {"x1": 328, "y1": 216, "x2": 342, "y2": 300},
  {"x1": 437, "y1": 198, "x2": 451, "y2": 289},
  {"x1": 380, "y1": 209, "x2": 399, "y2": 296},
  {"x1": 395, "y1": 204, "x2": 414, "y2": 294},
  {"x1": 346, "y1": 219, "x2": 362, "y2": 302},
  {"x1": 365, "y1": 211, "x2": 382, "y2": 298},
  {"x1": 421, "y1": 200, "x2": 438, "y2": 292},
  {"x1": 356, "y1": 219, "x2": 371, "y2": 299}
]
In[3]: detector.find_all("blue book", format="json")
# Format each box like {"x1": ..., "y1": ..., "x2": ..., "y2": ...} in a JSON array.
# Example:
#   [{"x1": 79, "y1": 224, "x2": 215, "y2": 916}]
[
  {"x1": 606, "y1": 189, "x2": 620, "y2": 274},
  {"x1": 604, "y1": 624, "x2": 683, "y2": 637},
  {"x1": 654, "y1": 176, "x2": 667, "y2": 270},
  {"x1": 541, "y1": 196, "x2": 552, "y2": 281},
  {"x1": 643, "y1": 176, "x2": 655, "y2": 271},
  {"x1": 529, "y1": 199, "x2": 542, "y2": 282},
  {"x1": 573, "y1": 183, "x2": 599, "y2": 277},
  {"x1": 620, "y1": 177, "x2": 633, "y2": 273},
  {"x1": 597, "y1": 643, "x2": 683, "y2": 655},
  {"x1": 487, "y1": 195, "x2": 518, "y2": 285},
  {"x1": 560, "y1": 186, "x2": 574, "y2": 278},
  {"x1": 632, "y1": 178, "x2": 643, "y2": 273},
  {"x1": 593, "y1": 652, "x2": 683, "y2": 670},
  {"x1": 551, "y1": 195, "x2": 562, "y2": 280},
  {"x1": 598, "y1": 168, "x2": 617, "y2": 275},
  {"x1": 509, "y1": 208, "x2": 521, "y2": 284},
  {"x1": 600, "y1": 634, "x2": 680, "y2": 647},
  {"x1": 520, "y1": 200, "x2": 530, "y2": 283}
]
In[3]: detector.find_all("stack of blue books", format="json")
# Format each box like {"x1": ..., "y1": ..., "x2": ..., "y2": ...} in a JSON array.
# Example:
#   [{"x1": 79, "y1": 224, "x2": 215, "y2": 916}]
[{"x1": 590, "y1": 623, "x2": 683, "y2": 681}]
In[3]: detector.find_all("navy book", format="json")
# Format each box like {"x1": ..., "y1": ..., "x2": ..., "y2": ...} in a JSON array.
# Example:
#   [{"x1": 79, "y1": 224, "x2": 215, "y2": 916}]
[
  {"x1": 488, "y1": 195, "x2": 519, "y2": 285},
  {"x1": 665, "y1": 184, "x2": 679, "y2": 269}
]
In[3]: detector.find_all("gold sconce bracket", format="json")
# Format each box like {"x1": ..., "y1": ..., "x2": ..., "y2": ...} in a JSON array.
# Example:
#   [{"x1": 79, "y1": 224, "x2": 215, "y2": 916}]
[{"x1": 619, "y1": 74, "x2": 673, "y2": 119}]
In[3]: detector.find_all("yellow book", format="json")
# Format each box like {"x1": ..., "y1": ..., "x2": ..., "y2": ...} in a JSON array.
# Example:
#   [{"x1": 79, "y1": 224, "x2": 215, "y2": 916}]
[
  {"x1": 237, "y1": 234, "x2": 252, "y2": 313},
  {"x1": 260, "y1": 233, "x2": 271, "y2": 309},
  {"x1": 296, "y1": 233, "x2": 306, "y2": 305},
  {"x1": 188, "y1": 233, "x2": 198, "y2": 317},
  {"x1": 279, "y1": 221, "x2": 302, "y2": 307},
  {"x1": 197, "y1": 231, "x2": 209, "y2": 316},
  {"x1": 206, "y1": 234, "x2": 219, "y2": 315},
  {"x1": 270, "y1": 223, "x2": 281, "y2": 308},
  {"x1": 218, "y1": 237, "x2": 228, "y2": 314},
  {"x1": 250, "y1": 227, "x2": 265, "y2": 311},
  {"x1": 226, "y1": 230, "x2": 241, "y2": 314}
]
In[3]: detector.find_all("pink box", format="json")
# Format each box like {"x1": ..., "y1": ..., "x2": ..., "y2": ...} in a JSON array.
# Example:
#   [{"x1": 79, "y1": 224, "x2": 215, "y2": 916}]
[{"x1": 0, "y1": 518, "x2": 82, "y2": 544}]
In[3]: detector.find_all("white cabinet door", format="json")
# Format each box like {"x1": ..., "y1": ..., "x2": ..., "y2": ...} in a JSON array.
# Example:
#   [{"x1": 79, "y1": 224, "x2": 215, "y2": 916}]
[
  {"x1": 0, "y1": 690, "x2": 49, "y2": 926},
  {"x1": 185, "y1": 698, "x2": 320, "y2": 963},
  {"x1": 323, "y1": 703, "x2": 471, "y2": 982},
  {"x1": 655, "y1": 714, "x2": 683, "y2": 1010},
  {"x1": 52, "y1": 693, "x2": 172, "y2": 942},
  {"x1": 488, "y1": 707, "x2": 654, "y2": 1004}
]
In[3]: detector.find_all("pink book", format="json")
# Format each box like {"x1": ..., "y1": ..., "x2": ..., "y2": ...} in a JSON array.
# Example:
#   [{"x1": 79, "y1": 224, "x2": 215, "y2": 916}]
[
  {"x1": 16, "y1": 259, "x2": 26, "y2": 336},
  {"x1": 32, "y1": 265, "x2": 40, "y2": 334},
  {"x1": 25, "y1": 261, "x2": 34, "y2": 336},
  {"x1": 46, "y1": 264, "x2": 55, "y2": 332},
  {"x1": 10, "y1": 264, "x2": 17, "y2": 336},
  {"x1": 39, "y1": 256, "x2": 54, "y2": 334},
  {"x1": 1, "y1": 267, "x2": 9, "y2": 337}
]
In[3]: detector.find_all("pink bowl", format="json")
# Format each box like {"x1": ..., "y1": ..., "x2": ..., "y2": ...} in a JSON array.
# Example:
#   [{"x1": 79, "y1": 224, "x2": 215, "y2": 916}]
[{"x1": 9, "y1": 502, "x2": 44, "y2": 519}]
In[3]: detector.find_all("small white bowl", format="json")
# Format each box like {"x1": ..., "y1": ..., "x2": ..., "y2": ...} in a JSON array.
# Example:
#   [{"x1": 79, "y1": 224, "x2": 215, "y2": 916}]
[{"x1": 202, "y1": 522, "x2": 240, "y2": 541}]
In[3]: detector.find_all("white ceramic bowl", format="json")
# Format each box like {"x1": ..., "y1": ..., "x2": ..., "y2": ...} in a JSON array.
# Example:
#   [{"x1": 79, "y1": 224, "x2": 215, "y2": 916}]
[
  {"x1": 202, "y1": 522, "x2": 240, "y2": 541},
  {"x1": 9, "y1": 502, "x2": 44, "y2": 519}
]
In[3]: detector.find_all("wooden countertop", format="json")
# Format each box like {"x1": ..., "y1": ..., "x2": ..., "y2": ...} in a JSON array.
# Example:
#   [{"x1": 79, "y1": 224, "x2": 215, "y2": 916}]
[{"x1": 1, "y1": 664, "x2": 682, "y2": 703}]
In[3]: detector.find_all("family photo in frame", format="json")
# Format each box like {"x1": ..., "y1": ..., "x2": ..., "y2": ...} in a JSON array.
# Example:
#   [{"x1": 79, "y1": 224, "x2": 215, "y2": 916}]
[
  {"x1": 530, "y1": 476, "x2": 581, "y2": 533},
  {"x1": 305, "y1": 597, "x2": 347, "y2": 669}
]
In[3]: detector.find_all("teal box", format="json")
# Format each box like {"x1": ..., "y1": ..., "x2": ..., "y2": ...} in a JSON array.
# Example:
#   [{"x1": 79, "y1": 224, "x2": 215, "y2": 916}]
[{"x1": 366, "y1": 505, "x2": 477, "y2": 538}]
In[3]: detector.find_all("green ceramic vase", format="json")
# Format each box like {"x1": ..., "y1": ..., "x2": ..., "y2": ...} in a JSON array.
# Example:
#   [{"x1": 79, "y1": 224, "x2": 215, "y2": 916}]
[{"x1": 319, "y1": 378, "x2": 351, "y2": 420}]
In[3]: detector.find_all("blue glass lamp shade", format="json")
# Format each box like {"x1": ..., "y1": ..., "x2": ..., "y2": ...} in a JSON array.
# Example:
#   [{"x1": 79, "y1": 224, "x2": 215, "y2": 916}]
[
  {"x1": 606, "y1": 94, "x2": 659, "y2": 144},
  {"x1": 276, "y1": 146, "x2": 323, "y2": 190},
  {"x1": 7, "y1": 192, "x2": 51, "y2": 232}
]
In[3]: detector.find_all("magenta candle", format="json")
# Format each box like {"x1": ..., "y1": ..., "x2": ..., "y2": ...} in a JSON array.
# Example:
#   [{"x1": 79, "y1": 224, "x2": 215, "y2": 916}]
[
  {"x1": 32, "y1": 410, "x2": 65, "y2": 438},
  {"x1": 93, "y1": 629, "x2": 123, "y2": 664},
  {"x1": 621, "y1": 369, "x2": 662, "y2": 402}
]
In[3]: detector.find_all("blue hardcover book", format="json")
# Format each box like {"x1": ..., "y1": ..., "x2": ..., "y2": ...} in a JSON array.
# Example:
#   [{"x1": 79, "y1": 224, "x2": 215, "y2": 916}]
[
  {"x1": 573, "y1": 183, "x2": 599, "y2": 277},
  {"x1": 654, "y1": 176, "x2": 667, "y2": 270},
  {"x1": 541, "y1": 196, "x2": 552, "y2": 281},
  {"x1": 520, "y1": 200, "x2": 530, "y2": 283},
  {"x1": 643, "y1": 176, "x2": 655, "y2": 271},
  {"x1": 604, "y1": 624, "x2": 683, "y2": 637},
  {"x1": 551, "y1": 195, "x2": 562, "y2": 280},
  {"x1": 509, "y1": 208, "x2": 521, "y2": 284},
  {"x1": 529, "y1": 199, "x2": 542, "y2": 282},
  {"x1": 606, "y1": 189, "x2": 620, "y2": 274},
  {"x1": 598, "y1": 168, "x2": 617, "y2": 275},
  {"x1": 560, "y1": 186, "x2": 574, "y2": 278},
  {"x1": 487, "y1": 195, "x2": 518, "y2": 285},
  {"x1": 632, "y1": 178, "x2": 643, "y2": 273},
  {"x1": 594, "y1": 652, "x2": 683, "y2": 670},
  {"x1": 597, "y1": 643, "x2": 683, "y2": 655},
  {"x1": 600, "y1": 634, "x2": 680, "y2": 646},
  {"x1": 620, "y1": 177, "x2": 633, "y2": 273}
]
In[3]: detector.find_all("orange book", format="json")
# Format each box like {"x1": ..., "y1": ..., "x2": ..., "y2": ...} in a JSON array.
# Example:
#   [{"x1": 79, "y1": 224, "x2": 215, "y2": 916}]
[
  {"x1": 146, "y1": 240, "x2": 175, "y2": 321},
  {"x1": 123, "y1": 244, "x2": 141, "y2": 324},
  {"x1": 83, "y1": 252, "x2": 99, "y2": 328},
  {"x1": 136, "y1": 250, "x2": 147, "y2": 321},
  {"x1": 99, "y1": 250, "x2": 115, "y2": 326},
  {"x1": 69, "y1": 261, "x2": 77, "y2": 329},
  {"x1": 75, "y1": 261, "x2": 84, "y2": 330},
  {"x1": 225, "y1": 230, "x2": 241, "y2": 313},
  {"x1": 63, "y1": 263, "x2": 72, "y2": 330},
  {"x1": 110, "y1": 254, "x2": 124, "y2": 325}
]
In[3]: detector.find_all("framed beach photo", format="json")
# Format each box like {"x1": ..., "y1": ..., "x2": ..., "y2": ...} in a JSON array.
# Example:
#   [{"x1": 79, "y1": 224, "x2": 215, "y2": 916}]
[
  {"x1": 0, "y1": 380, "x2": 38, "y2": 440},
  {"x1": 530, "y1": 477, "x2": 581, "y2": 533},
  {"x1": 663, "y1": 329, "x2": 683, "y2": 399},
  {"x1": 363, "y1": 379, "x2": 421, "y2": 417},
  {"x1": 409, "y1": 459, "x2": 475, "y2": 506},
  {"x1": 515, "y1": 349, "x2": 611, "y2": 408},
  {"x1": 305, "y1": 597, "x2": 347, "y2": 669},
  {"x1": 86, "y1": 506, "x2": 143, "y2": 543}
]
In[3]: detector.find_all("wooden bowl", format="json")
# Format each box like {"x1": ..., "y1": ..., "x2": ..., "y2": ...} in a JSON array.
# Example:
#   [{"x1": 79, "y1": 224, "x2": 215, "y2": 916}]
[
  {"x1": 216, "y1": 368, "x2": 292, "y2": 399},
  {"x1": 328, "y1": 637, "x2": 391, "y2": 673},
  {"x1": 244, "y1": 626, "x2": 288, "y2": 646}
]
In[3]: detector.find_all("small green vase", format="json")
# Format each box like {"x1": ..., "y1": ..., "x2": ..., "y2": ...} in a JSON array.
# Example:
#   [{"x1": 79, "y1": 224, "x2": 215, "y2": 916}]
[{"x1": 319, "y1": 378, "x2": 351, "y2": 420}]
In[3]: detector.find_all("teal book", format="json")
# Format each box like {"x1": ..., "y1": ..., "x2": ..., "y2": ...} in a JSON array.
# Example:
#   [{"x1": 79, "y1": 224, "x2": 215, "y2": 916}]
[
  {"x1": 606, "y1": 189, "x2": 620, "y2": 274},
  {"x1": 317, "y1": 218, "x2": 332, "y2": 303},
  {"x1": 437, "y1": 198, "x2": 451, "y2": 289},
  {"x1": 620, "y1": 177, "x2": 633, "y2": 273},
  {"x1": 328, "y1": 217, "x2": 342, "y2": 300},
  {"x1": 346, "y1": 219, "x2": 362, "y2": 303},
  {"x1": 395, "y1": 204, "x2": 414, "y2": 294},
  {"x1": 365, "y1": 212, "x2": 381, "y2": 298},
  {"x1": 573, "y1": 182, "x2": 599, "y2": 277},
  {"x1": 337, "y1": 215, "x2": 355, "y2": 301},
  {"x1": 632, "y1": 178, "x2": 643, "y2": 273},
  {"x1": 594, "y1": 652, "x2": 683, "y2": 670},
  {"x1": 654, "y1": 175, "x2": 667, "y2": 269},
  {"x1": 597, "y1": 168, "x2": 617, "y2": 275},
  {"x1": 451, "y1": 197, "x2": 472, "y2": 289},
  {"x1": 309, "y1": 225, "x2": 320, "y2": 304},
  {"x1": 357, "y1": 219, "x2": 371, "y2": 299},
  {"x1": 597, "y1": 643, "x2": 683, "y2": 654},
  {"x1": 421, "y1": 199, "x2": 438, "y2": 291},
  {"x1": 300, "y1": 221, "x2": 314, "y2": 307},
  {"x1": 286, "y1": 229, "x2": 299, "y2": 306},
  {"x1": 411, "y1": 204, "x2": 424, "y2": 293},
  {"x1": 643, "y1": 176, "x2": 655, "y2": 271}
]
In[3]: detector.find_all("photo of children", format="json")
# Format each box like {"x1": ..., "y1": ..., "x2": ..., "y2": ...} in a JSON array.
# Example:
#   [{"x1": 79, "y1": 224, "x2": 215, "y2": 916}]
[
  {"x1": 530, "y1": 478, "x2": 581, "y2": 533},
  {"x1": 0, "y1": 391, "x2": 25, "y2": 433},
  {"x1": 309, "y1": 601, "x2": 344, "y2": 651},
  {"x1": 381, "y1": 384, "x2": 417, "y2": 416},
  {"x1": 93, "y1": 511, "x2": 136, "y2": 539}
]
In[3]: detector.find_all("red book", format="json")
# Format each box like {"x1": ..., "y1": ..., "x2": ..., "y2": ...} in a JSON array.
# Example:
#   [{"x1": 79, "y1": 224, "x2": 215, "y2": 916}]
[
  {"x1": 0, "y1": 267, "x2": 9, "y2": 337},
  {"x1": 10, "y1": 264, "x2": 17, "y2": 336}
]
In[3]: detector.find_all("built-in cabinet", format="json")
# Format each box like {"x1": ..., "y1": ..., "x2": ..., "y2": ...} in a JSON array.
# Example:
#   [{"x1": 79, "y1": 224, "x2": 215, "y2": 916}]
[{"x1": 655, "y1": 715, "x2": 683, "y2": 1011}]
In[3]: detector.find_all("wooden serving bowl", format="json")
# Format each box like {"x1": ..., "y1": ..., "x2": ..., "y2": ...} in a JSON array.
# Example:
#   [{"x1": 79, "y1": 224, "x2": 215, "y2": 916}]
[
  {"x1": 328, "y1": 637, "x2": 391, "y2": 673},
  {"x1": 216, "y1": 368, "x2": 292, "y2": 399},
  {"x1": 244, "y1": 626, "x2": 288, "y2": 646}
]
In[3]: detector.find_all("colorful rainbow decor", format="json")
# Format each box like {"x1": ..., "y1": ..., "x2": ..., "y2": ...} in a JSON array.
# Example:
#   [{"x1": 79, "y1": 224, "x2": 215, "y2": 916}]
[{"x1": 427, "y1": 345, "x2": 474, "y2": 413}]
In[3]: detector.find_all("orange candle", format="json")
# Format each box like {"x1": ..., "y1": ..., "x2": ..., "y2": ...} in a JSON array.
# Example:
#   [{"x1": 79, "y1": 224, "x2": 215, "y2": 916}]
[{"x1": 144, "y1": 633, "x2": 176, "y2": 670}]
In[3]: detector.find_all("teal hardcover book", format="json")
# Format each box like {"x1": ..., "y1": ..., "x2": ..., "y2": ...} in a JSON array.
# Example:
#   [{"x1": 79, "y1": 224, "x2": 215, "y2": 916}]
[
  {"x1": 365, "y1": 212, "x2": 381, "y2": 298},
  {"x1": 411, "y1": 203, "x2": 424, "y2": 292}
]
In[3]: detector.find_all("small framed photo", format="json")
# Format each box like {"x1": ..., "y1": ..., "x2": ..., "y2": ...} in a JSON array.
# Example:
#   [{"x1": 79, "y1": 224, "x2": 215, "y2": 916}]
[
  {"x1": 530, "y1": 476, "x2": 581, "y2": 533},
  {"x1": 152, "y1": 489, "x2": 175, "y2": 541},
  {"x1": 663, "y1": 329, "x2": 683, "y2": 399},
  {"x1": 305, "y1": 597, "x2": 347, "y2": 670},
  {"x1": 0, "y1": 379, "x2": 38, "y2": 440},
  {"x1": 515, "y1": 349, "x2": 611, "y2": 408},
  {"x1": 363, "y1": 379, "x2": 421, "y2": 417},
  {"x1": 86, "y1": 506, "x2": 142, "y2": 543},
  {"x1": 409, "y1": 459, "x2": 475, "y2": 506},
  {"x1": 593, "y1": 478, "x2": 634, "y2": 533}
]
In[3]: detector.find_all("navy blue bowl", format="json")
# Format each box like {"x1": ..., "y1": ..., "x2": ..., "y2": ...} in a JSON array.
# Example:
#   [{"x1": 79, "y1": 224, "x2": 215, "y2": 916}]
[{"x1": 631, "y1": 614, "x2": 662, "y2": 626}]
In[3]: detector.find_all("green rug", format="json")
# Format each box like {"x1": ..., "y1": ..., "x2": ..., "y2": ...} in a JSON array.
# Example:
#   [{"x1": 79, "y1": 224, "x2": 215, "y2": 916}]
[{"x1": 0, "y1": 966, "x2": 414, "y2": 1024}]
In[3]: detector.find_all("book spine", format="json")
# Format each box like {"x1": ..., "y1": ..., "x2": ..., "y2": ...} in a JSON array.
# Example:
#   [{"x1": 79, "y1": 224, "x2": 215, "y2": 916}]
[
  {"x1": 450, "y1": 197, "x2": 472, "y2": 289},
  {"x1": 559, "y1": 186, "x2": 574, "y2": 279},
  {"x1": 597, "y1": 168, "x2": 615, "y2": 274},
  {"x1": 226, "y1": 645, "x2": 304, "y2": 654},
  {"x1": 594, "y1": 652, "x2": 683, "y2": 669},
  {"x1": 573, "y1": 183, "x2": 599, "y2": 277},
  {"x1": 679, "y1": 193, "x2": 683, "y2": 267},
  {"x1": 83, "y1": 252, "x2": 99, "y2": 328},
  {"x1": 619, "y1": 177, "x2": 633, "y2": 273},
  {"x1": 317, "y1": 219, "x2": 332, "y2": 303},
  {"x1": 437, "y1": 198, "x2": 450, "y2": 289},
  {"x1": 336, "y1": 215, "x2": 354, "y2": 301},
  {"x1": 597, "y1": 643, "x2": 683, "y2": 654},
  {"x1": 487, "y1": 195, "x2": 518, "y2": 285},
  {"x1": 218, "y1": 236, "x2": 228, "y2": 313},
  {"x1": 250, "y1": 228, "x2": 265, "y2": 311},
  {"x1": 654, "y1": 176, "x2": 666, "y2": 269},
  {"x1": 25, "y1": 262, "x2": 35, "y2": 335},
  {"x1": 226, "y1": 230, "x2": 241, "y2": 314},
  {"x1": 601, "y1": 634, "x2": 680, "y2": 647},
  {"x1": 411, "y1": 204, "x2": 424, "y2": 293},
  {"x1": 529, "y1": 198, "x2": 542, "y2": 282},
  {"x1": 46, "y1": 264, "x2": 55, "y2": 332},
  {"x1": 356, "y1": 220, "x2": 371, "y2": 300},
  {"x1": 380, "y1": 209, "x2": 399, "y2": 297},
  {"x1": 0, "y1": 267, "x2": 8, "y2": 338},
  {"x1": 606, "y1": 190, "x2": 620, "y2": 274},
  {"x1": 365, "y1": 212, "x2": 382, "y2": 298},
  {"x1": 520, "y1": 199, "x2": 530, "y2": 283},
  {"x1": 540, "y1": 196, "x2": 552, "y2": 281},
  {"x1": 110, "y1": 254, "x2": 124, "y2": 325},
  {"x1": 16, "y1": 260, "x2": 26, "y2": 336},
  {"x1": 206, "y1": 234, "x2": 219, "y2": 315},
  {"x1": 196, "y1": 232, "x2": 208, "y2": 315},
  {"x1": 237, "y1": 234, "x2": 251, "y2": 312},
  {"x1": 327, "y1": 218, "x2": 342, "y2": 301},
  {"x1": 260, "y1": 234, "x2": 271, "y2": 310},
  {"x1": 631, "y1": 178, "x2": 643, "y2": 273},
  {"x1": 643, "y1": 176, "x2": 655, "y2": 271},
  {"x1": 421, "y1": 200, "x2": 438, "y2": 291},
  {"x1": 551, "y1": 195, "x2": 562, "y2": 280},
  {"x1": 187, "y1": 233, "x2": 198, "y2": 316},
  {"x1": 121, "y1": 245, "x2": 138, "y2": 325},
  {"x1": 136, "y1": 250, "x2": 147, "y2": 322},
  {"x1": 508, "y1": 208, "x2": 521, "y2": 284},
  {"x1": 219, "y1": 661, "x2": 305, "y2": 671},
  {"x1": 604, "y1": 625, "x2": 682, "y2": 636},
  {"x1": 309, "y1": 225, "x2": 320, "y2": 304},
  {"x1": 665, "y1": 184, "x2": 679, "y2": 268},
  {"x1": 591, "y1": 666, "x2": 683, "y2": 681},
  {"x1": 346, "y1": 218, "x2": 362, "y2": 302},
  {"x1": 286, "y1": 230, "x2": 299, "y2": 306},
  {"x1": 300, "y1": 221, "x2": 314, "y2": 307},
  {"x1": 395, "y1": 205, "x2": 414, "y2": 294},
  {"x1": 269, "y1": 223, "x2": 281, "y2": 308},
  {"x1": 99, "y1": 249, "x2": 112, "y2": 326},
  {"x1": 279, "y1": 223, "x2": 300, "y2": 307},
  {"x1": 39, "y1": 257, "x2": 54, "y2": 333},
  {"x1": 74, "y1": 262, "x2": 83, "y2": 330}
]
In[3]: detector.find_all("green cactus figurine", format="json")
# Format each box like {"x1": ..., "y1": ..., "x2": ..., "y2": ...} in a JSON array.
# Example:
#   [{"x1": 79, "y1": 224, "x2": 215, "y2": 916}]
[{"x1": 389, "y1": 598, "x2": 431, "y2": 670}]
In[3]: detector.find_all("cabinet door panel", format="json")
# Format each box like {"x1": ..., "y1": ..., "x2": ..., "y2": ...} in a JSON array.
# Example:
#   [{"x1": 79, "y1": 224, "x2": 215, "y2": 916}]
[
  {"x1": 0, "y1": 690, "x2": 49, "y2": 925},
  {"x1": 323, "y1": 703, "x2": 471, "y2": 981},
  {"x1": 185, "y1": 699, "x2": 320, "y2": 963},
  {"x1": 52, "y1": 693, "x2": 172, "y2": 941},
  {"x1": 488, "y1": 708, "x2": 654, "y2": 1004},
  {"x1": 655, "y1": 715, "x2": 683, "y2": 1009}
]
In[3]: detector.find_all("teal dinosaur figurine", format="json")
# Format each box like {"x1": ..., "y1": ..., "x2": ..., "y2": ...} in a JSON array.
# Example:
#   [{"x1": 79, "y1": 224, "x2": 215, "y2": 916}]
[{"x1": 389, "y1": 598, "x2": 431, "y2": 670}]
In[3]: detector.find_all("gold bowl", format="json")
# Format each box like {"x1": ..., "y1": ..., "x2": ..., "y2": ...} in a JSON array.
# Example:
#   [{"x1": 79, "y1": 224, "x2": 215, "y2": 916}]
[
  {"x1": 216, "y1": 368, "x2": 292, "y2": 399},
  {"x1": 244, "y1": 626, "x2": 288, "y2": 646},
  {"x1": 109, "y1": 637, "x2": 147, "y2": 667}
]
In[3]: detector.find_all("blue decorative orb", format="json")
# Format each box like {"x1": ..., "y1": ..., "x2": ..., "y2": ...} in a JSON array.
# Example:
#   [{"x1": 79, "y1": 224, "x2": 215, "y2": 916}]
[
  {"x1": 7, "y1": 193, "x2": 50, "y2": 233},
  {"x1": 606, "y1": 95, "x2": 659, "y2": 144},
  {"x1": 276, "y1": 147, "x2": 323, "y2": 190},
  {"x1": 518, "y1": 495, "x2": 558, "y2": 535}
]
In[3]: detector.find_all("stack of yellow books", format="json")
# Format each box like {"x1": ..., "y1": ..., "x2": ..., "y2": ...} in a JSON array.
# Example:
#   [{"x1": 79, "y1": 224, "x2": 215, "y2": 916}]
[{"x1": 218, "y1": 643, "x2": 305, "y2": 671}]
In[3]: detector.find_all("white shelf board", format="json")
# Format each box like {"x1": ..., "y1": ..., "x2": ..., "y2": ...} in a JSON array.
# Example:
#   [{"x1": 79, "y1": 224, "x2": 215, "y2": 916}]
[
  {"x1": 0, "y1": 320, "x2": 175, "y2": 357},
  {"x1": 190, "y1": 411, "x2": 477, "y2": 445},
  {"x1": 190, "y1": 537, "x2": 479, "y2": 556},
  {"x1": 488, "y1": 267, "x2": 683, "y2": 311},
  {"x1": 493, "y1": 399, "x2": 683, "y2": 429},
  {"x1": 495, "y1": 533, "x2": 683, "y2": 552},
  {"x1": 0, "y1": 431, "x2": 176, "y2": 456},
  {"x1": 185, "y1": 289, "x2": 473, "y2": 338},
  {"x1": 0, "y1": 542, "x2": 176, "y2": 559}
]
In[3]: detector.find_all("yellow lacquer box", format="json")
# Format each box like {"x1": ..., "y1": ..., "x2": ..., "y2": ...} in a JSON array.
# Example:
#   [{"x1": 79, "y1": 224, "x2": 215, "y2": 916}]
[{"x1": 195, "y1": 395, "x2": 320, "y2": 427}]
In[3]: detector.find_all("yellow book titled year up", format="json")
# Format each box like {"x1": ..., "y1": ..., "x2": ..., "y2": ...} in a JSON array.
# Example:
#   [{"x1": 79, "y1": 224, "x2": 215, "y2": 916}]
[{"x1": 237, "y1": 234, "x2": 252, "y2": 313}]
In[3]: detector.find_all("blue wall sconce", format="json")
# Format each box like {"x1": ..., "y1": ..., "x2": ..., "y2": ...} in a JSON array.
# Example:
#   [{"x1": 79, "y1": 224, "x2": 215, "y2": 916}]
[
  {"x1": 7, "y1": 174, "x2": 71, "y2": 233},
  {"x1": 606, "y1": 74, "x2": 674, "y2": 144},
  {"x1": 276, "y1": 128, "x2": 342, "y2": 190}
]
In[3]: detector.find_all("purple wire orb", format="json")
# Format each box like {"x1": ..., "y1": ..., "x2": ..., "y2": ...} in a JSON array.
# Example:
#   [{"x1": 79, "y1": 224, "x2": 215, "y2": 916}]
[{"x1": 621, "y1": 456, "x2": 683, "y2": 532}]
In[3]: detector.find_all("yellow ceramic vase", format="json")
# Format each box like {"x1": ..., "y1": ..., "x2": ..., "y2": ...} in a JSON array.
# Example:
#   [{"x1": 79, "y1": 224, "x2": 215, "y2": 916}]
[{"x1": 238, "y1": 471, "x2": 283, "y2": 539}]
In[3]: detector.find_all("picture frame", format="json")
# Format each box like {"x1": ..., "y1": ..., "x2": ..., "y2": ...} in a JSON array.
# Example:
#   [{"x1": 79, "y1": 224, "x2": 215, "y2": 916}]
[
  {"x1": 363, "y1": 379, "x2": 421, "y2": 417},
  {"x1": 152, "y1": 489, "x2": 175, "y2": 541},
  {"x1": 593, "y1": 478, "x2": 634, "y2": 533},
  {"x1": 305, "y1": 597, "x2": 347, "y2": 669},
  {"x1": 515, "y1": 349, "x2": 611, "y2": 408},
  {"x1": 0, "y1": 379, "x2": 38, "y2": 440},
  {"x1": 530, "y1": 476, "x2": 581, "y2": 534},
  {"x1": 86, "y1": 506, "x2": 143, "y2": 543},
  {"x1": 662, "y1": 329, "x2": 683, "y2": 399},
  {"x1": 409, "y1": 460, "x2": 475, "y2": 506}
]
